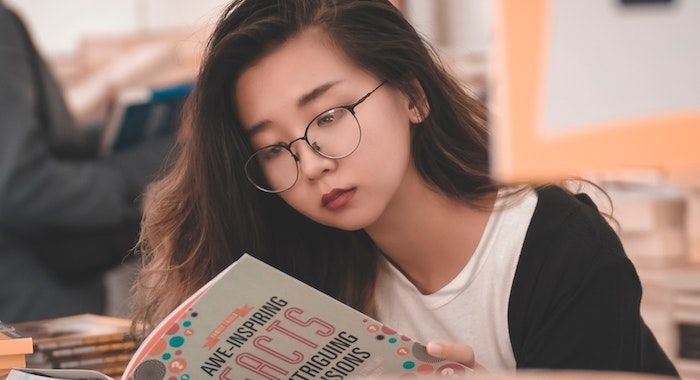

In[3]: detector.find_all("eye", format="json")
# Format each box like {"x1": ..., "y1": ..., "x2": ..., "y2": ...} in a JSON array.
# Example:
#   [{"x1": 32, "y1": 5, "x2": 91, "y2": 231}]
[
  {"x1": 261, "y1": 145, "x2": 286, "y2": 160},
  {"x1": 316, "y1": 109, "x2": 344, "y2": 127}
]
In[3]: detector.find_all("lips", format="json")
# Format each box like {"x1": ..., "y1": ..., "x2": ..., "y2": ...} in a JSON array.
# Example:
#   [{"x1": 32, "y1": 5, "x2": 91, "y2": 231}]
[{"x1": 321, "y1": 188, "x2": 357, "y2": 210}]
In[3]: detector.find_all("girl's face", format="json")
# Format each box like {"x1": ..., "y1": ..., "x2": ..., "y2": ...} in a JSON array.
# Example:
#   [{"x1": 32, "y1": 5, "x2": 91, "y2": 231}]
[{"x1": 236, "y1": 28, "x2": 418, "y2": 231}]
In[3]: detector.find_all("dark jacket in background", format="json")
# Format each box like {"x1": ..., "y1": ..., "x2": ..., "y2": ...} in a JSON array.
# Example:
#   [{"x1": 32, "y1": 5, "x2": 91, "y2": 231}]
[{"x1": 0, "y1": 5, "x2": 173, "y2": 322}]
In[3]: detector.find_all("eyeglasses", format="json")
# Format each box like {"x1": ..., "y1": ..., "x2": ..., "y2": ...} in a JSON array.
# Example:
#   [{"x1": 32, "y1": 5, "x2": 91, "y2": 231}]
[{"x1": 244, "y1": 80, "x2": 387, "y2": 193}]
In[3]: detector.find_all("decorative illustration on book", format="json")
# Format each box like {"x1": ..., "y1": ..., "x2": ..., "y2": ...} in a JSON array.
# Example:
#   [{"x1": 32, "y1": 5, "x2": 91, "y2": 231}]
[
  {"x1": 131, "y1": 306, "x2": 467, "y2": 379},
  {"x1": 124, "y1": 254, "x2": 471, "y2": 379}
]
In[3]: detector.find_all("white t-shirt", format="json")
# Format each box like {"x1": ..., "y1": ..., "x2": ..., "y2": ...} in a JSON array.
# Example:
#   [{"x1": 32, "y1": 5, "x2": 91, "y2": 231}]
[{"x1": 374, "y1": 188, "x2": 538, "y2": 372}]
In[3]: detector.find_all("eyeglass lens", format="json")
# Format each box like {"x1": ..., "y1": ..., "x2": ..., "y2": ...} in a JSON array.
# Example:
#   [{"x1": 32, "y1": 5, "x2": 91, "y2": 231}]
[{"x1": 245, "y1": 107, "x2": 360, "y2": 192}]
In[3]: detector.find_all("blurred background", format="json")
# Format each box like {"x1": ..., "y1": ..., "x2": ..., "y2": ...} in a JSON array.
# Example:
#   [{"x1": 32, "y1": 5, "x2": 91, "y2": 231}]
[
  {"x1": 7, "y1": 0, "x2": 492, "y2": 124},
  {"x1": 1, "y1": 0, "x2": 698, "y2": 379}
]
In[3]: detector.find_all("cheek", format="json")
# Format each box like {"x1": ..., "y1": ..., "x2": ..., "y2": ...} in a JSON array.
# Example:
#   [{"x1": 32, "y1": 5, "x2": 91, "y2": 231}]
[
  {"x1": 277, "y1": 186, "x2": 316, "y2": 216},
  {"x1": 272, "y1": 110, "x2": 414, "y2": 230},
  {"x1": 356, "y1": 113, "x2": 413, "y2": 190}
]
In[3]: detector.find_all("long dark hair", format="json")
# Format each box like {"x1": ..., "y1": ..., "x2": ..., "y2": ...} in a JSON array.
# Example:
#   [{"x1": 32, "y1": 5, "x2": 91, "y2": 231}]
[{"x1": 132, "y1": 0, "x2": 501, "y2": 337}]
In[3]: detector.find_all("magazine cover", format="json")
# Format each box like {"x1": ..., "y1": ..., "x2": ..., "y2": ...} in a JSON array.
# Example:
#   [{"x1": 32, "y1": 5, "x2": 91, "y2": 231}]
[{"x1": 124, "y1": 254, "x2": 472, "y2": 379}]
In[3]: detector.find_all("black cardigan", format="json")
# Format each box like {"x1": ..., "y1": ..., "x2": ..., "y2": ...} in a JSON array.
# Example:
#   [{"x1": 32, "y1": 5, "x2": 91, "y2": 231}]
[{"x1": 508, "y1": 186, "x2": 679, "y2": 376}]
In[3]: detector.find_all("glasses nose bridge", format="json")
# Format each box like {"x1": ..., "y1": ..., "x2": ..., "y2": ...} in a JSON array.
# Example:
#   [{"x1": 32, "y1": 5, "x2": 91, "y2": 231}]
[
  {"x1": 287, "y1": 135, "x2": 323, "y2": 161},
  {"x1": 287, "y1": 136, "x2": 309, "y2": 161}
]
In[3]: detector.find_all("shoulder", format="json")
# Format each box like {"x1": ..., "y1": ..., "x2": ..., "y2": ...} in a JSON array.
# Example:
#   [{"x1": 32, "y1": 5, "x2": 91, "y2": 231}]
[
  {"x1": 0, "y1": 6, "x2": 30, "y2": 53},
  {"x1": 524, "y1": 185, "x2": 632, "y2": 274},
  {"x1": 509, "y1": 185, "x2": 641, "y2": 325}
]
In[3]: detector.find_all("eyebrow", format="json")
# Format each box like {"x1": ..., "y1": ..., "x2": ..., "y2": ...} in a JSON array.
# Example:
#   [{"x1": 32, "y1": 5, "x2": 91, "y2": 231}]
[{"x1": 245, "y1": 80, "x2": 343, "y2": 136}]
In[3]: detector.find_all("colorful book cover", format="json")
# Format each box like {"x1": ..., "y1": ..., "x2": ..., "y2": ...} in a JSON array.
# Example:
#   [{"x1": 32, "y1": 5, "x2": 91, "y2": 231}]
[
  {"x1": 123, "y1": 254, "x2": 472, "y2": 379},
  {"x1": 99, "y1": 82, "x2": 193, "y2": 156}
]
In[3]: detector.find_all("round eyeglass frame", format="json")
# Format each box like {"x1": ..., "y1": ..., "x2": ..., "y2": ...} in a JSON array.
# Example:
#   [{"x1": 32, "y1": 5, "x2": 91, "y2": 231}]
[{"x1": 244, "y1": 80, "x2": 387, "y2": 193}]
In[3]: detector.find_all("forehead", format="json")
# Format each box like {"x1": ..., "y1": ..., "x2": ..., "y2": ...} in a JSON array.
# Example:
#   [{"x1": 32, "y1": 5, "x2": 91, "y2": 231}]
[{"x1": 235, "y1": 28, "x2": 368, "y2": 127}]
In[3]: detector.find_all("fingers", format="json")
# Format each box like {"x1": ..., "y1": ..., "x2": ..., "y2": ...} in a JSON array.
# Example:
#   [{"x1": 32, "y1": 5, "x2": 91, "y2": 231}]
[{"x1": 426, "y1": 340, "x2": 476, "y2": 368}]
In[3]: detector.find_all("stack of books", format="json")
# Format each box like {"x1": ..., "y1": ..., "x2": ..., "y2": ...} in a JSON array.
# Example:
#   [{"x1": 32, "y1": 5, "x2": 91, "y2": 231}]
[
  {"x1": 669, "y1": 167, "x2": 700, "y2": 264},
  {"x1": 11, "y1": 314, "x2": 135, "y2": 379},
  {"x1": 688, "y1": 190, "x2": 700, "y2": 264},
  {"x1": 0, "y1": 321, "x2": 33, "y2": 377},
  {"x1": 601, "y1": 181, "x2": 700, "y2": 379},
  {"x1": 606, "y1": 178, "x2": 700, "y2": 379},
  {"x1": 606, "y1": 183, "x2": 688, "y2": 268},
  {"x1": 51, "y1": 27, "x2": 206, "y2": 125}
]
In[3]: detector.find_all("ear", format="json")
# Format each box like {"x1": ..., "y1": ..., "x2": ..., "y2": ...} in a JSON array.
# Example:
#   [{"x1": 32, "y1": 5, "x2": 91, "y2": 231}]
[{"x1": 406, "y1": 78, "x2": 430, "y2": 124}]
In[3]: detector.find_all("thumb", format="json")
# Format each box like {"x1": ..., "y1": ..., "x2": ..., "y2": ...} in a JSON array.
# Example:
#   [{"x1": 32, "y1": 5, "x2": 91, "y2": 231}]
[{"x1": 426, "y1": 340, "x2": 476, "y2": 368}]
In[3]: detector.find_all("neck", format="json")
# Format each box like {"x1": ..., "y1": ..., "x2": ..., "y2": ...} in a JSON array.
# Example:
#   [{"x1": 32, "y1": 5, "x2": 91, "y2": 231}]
[{"x1": 364, "y1": 162, "x2": 497, "y2": 295}]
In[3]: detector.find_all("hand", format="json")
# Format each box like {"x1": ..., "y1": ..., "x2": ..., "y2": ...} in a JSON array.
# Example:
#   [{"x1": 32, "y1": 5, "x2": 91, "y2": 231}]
[{"x1": 426, "y1": 340, "x2": 485, "y2": 371}]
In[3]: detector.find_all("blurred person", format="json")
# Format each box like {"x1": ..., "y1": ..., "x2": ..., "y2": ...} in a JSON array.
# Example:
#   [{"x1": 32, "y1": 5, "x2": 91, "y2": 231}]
[
  {"x1": 131, "y1": 0, "x2": 677, "y2": 377},
  {"x1": 0, "y1": 3, "x2": 174, "y2": 322}
]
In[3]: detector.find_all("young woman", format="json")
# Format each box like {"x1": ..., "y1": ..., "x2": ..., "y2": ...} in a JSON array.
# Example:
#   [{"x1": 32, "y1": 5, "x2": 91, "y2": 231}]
[{"x1": 132, "y1": 0, "x2": 678, "y2": 375}]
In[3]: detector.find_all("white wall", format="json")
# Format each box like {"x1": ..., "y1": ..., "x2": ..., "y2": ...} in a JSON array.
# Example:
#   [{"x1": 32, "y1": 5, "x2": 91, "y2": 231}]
[
  {"x1": 7, "y1": 0, "x2": 493, "y2": 57},
  {"x1": 404, "y1": 0, "x2": 492, "y2": 55},
  {"x1": 5, "y1": 0, "x2": 230, "y2": 56}
]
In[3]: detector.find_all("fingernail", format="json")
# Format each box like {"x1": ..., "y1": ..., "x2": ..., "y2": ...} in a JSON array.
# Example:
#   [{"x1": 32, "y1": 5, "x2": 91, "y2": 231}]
[{"x1": 427, "y1": 342, "x2": 443, "y2": 356}]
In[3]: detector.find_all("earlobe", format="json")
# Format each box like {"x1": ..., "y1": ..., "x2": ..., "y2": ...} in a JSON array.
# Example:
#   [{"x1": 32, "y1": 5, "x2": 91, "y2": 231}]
[
  {"x1": 409, "y1": 106, "x2": 424, "y2": 124},
  {"x1": 407, "y1": 79, "x2": 430, "y2": 124}
]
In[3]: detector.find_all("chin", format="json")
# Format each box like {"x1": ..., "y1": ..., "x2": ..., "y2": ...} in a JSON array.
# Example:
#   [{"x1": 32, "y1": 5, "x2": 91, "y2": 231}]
[
  {"x1": 327, "y1": 220, "x2": 369, "y2": 232},
  {"x1": 314, "y1": 208, "x2": 379, "y2": 231}
]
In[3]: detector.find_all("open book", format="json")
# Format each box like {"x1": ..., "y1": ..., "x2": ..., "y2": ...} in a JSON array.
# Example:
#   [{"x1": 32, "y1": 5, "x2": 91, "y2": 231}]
[{"x1": 10, "y1": 254, "x2": 472, "y2": 379}]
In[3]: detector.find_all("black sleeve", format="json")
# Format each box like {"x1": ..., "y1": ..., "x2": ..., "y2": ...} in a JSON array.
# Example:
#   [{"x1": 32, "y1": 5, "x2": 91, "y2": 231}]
[
  {"x1": 509, "y1": 187, "x2": 679, "y2": 377},
  {"x1": 517, "y1": 252, "x2": 671, "y2": 373}
]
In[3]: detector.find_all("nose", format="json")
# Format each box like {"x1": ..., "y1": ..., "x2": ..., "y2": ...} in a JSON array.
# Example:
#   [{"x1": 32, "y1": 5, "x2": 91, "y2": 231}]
[{"x1": 291, "y1": 139, "x2": 336, "y2": 182}]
